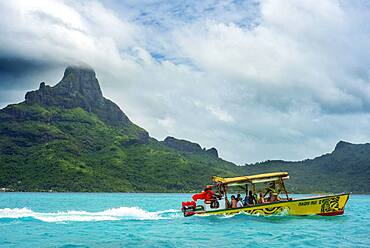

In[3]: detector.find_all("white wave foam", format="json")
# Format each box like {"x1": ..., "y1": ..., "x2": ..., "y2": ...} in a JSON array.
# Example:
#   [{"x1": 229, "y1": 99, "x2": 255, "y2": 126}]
[{"x1": 0, "y1": 207, "x2": 180, "y2": 222}]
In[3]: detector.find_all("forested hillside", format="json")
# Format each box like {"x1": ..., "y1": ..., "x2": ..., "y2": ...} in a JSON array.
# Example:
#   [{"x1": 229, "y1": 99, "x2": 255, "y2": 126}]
[
  {"x1": 1, "y1": 66, "x2": 369, "y2": 193},
  {"x1": 0, "y1": 66, "x2": 241, "y2": 192}
]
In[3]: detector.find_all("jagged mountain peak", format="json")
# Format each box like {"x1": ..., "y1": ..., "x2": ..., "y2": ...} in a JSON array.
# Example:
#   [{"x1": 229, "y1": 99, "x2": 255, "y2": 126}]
[
  {"x1": 334, "y1": 140, "x2": 353, "y2": 151},
  {"x1": 162, "y1": 136, "x2": 218, "y2": 158},
  {"x1": 22, "y1": 66, "x2": 148, "y2": 139},
  {"x1": 56, "y1": 65, "x2": 102, "y2": 101},
  {"x1": 25, "y1": 65, "x2": 102, "y2": 106},
  {"x1": 163, "y1": 136, "x2": 203, "y2": 153}
]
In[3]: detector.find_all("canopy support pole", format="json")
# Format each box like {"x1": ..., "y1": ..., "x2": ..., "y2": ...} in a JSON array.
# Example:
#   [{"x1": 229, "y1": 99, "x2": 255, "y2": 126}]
[{"x1": 280, "y1": 178, "x2": 289, "y2": 200}]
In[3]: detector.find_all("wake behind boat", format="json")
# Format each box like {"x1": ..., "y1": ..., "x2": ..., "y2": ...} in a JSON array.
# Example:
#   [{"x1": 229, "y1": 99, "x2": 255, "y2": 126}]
[{"x1": 181, "y1": 172, "x2": 350, "y2": 217}]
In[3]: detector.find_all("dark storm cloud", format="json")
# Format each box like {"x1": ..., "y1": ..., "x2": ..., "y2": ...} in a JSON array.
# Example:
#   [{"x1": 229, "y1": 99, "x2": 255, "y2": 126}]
[
  {"x1": 0, "y1": 57, "x2": 63, "y2": 88},
  {"x1": 0, "y1": 57, "x2": 53, "y2": 76},
  {"x1": 0, "y1": 56, "x2": 65, "y2": 108}
]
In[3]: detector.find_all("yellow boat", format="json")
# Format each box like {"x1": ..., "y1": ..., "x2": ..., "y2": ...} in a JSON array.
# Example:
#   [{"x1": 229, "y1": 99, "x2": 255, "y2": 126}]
[{"x1": 181, "y1": 172, "x2": 350, "y2": 217}]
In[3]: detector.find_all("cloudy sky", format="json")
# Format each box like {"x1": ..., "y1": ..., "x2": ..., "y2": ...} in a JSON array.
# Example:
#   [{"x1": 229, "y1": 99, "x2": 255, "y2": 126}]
[{"x1": 1, "y1": 0, "x2": 370, "y2": 164}]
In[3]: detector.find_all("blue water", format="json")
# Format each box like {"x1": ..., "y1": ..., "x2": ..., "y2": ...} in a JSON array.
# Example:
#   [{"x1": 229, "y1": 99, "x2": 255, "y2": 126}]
[{"x1": 0, "y1": 193, "x2": 369, "y2": 247}]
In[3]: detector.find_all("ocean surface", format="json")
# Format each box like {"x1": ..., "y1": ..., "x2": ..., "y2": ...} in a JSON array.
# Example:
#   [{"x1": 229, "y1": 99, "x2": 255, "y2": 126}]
[{"x1": 0, "y1": 193, "x2": 369, "y2": 248}]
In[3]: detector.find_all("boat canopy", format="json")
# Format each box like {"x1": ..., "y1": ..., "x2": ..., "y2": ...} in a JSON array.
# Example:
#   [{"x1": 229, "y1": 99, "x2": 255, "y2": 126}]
[{"x1": 212, "y1": 172, "x2": 289, "y2": 186}]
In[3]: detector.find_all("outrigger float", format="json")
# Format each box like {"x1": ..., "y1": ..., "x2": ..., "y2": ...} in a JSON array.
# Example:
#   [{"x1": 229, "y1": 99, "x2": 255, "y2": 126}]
[{"x1": 181, "y1": 172, "x2": 350, "y2": 217}]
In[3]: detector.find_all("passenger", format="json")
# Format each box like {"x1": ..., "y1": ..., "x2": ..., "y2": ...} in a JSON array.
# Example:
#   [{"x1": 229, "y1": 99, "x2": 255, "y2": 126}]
[
  {"x1": 258, "y1": 192, "x2": 265, "y2": 204},
  {"x1": 243, "y1": 195, "x2": 249, "y2": 206},
  {"x1": 236, "y1": 198, "x2": 243, "y2": 208},
  {"x1": 247, "y1": 190, "x2": 257, "y2": 205},
  {"x1": 269, "y1": 192, "x2": 279, "y2": 203},
  {"x1": 264, "y1": 182, "x2": 279, "y2": 203},
  {"x1": 225, "y1": 197, "x2": 230, "y2": 208},
  {"x1": 264, "y1": 182, "x2": 276, "y2": 197},
  {"x1": 255, "y1": 192, "x2": 260, "y2": 202},
  {"x1": 237, "y1": 193, "x2": 242, "y2": 201},
  {"x1": 230, "y1": 195, "x2": 238, "y2": 208}
]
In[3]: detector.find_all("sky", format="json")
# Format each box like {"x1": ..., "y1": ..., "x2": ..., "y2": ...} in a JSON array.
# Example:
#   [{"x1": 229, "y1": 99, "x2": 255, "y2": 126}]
[{"x1": 1, "y1": 0, "x2": 370, "y2": 164}]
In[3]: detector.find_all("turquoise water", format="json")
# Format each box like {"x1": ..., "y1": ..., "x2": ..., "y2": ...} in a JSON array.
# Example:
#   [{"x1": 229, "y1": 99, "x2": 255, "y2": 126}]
[{"x1": 0, "y1": 193, "x2": 369, "y2": 247}]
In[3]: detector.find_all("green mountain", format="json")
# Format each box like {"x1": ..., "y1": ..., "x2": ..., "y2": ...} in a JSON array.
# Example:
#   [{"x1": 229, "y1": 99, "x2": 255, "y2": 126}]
[
  {"x1": 0, "y1": 66, "x2": 369, "y2": 193},
  {"x1": 244, "y1": 141, "x2": 370, "y2": 193},
  {"x1": 0, "y1": 66, "x2": 241, "y2": 192}
]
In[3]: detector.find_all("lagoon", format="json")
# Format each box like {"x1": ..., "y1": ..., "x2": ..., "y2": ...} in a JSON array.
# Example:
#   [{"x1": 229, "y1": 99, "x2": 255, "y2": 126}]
[{"x1": 0, "y1": 193, "x2": 369, "y2": 247}]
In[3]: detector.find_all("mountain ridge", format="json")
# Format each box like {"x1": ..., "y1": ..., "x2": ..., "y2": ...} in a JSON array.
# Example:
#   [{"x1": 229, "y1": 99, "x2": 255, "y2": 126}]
[
  {"x1": 0, "y1": 66, "x2": 369, "y2": 193},
  {"x1": 0, "y1": 66, "x2": 241, "y2": 192},
  {"x1": 244, "y1": 140, "x2": 370, "y2": 193}
]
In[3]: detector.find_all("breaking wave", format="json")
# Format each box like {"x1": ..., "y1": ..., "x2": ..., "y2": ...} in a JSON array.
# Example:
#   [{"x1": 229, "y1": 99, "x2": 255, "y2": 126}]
[{"x1": 0, "y1": 207, "x2": 180, "y2": 222}]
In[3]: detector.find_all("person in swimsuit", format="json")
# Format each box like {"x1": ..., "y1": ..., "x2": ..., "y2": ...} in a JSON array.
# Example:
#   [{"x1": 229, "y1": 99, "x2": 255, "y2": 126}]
[{"x1": 230, "y1": 195, "x2": 238, "y2": 208}]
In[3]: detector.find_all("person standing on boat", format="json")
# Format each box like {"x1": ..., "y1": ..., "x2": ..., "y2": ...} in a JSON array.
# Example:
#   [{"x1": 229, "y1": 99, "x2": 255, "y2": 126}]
[{"x1": 204, "y1": 186, "x2": 215, "y2": 203}]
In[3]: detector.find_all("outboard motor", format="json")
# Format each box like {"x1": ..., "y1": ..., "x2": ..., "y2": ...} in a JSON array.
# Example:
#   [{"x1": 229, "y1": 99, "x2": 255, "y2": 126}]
[{"x1": 181, "y1": 201, "x2": 204, "y2": 217}]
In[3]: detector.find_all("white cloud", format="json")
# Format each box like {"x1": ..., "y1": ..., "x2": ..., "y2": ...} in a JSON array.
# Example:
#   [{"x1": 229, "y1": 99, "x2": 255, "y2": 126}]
[
  {"x1": 206, "y1": 105, "x2": 235, "y2": 123},
  {"x1": 1, "y1": 0, "x2": 370, "y2": 164},
  {"x1": 0, "y1": 0, "x2": 138, "y2": 69}
]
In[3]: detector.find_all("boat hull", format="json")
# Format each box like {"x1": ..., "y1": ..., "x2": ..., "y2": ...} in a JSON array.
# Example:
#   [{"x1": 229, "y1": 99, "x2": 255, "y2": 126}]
[{"x1": 191, "y1": 193, "x2": 350, "y2": 216}]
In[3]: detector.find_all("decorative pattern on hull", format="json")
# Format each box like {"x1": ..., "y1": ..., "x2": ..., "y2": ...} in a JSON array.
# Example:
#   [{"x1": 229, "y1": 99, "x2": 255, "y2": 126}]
[
  {"x1": 320, "y1": 196, "x2": 341, "y2": 213},
  {"x1": 243, "y1": 206, "x2": 285, "y2": 215}
]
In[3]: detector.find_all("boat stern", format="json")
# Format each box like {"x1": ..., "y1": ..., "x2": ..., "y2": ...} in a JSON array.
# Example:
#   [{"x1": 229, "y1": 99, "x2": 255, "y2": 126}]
[{"x1": 181, "y1": 201, "x2": 204, "y2": 217}]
